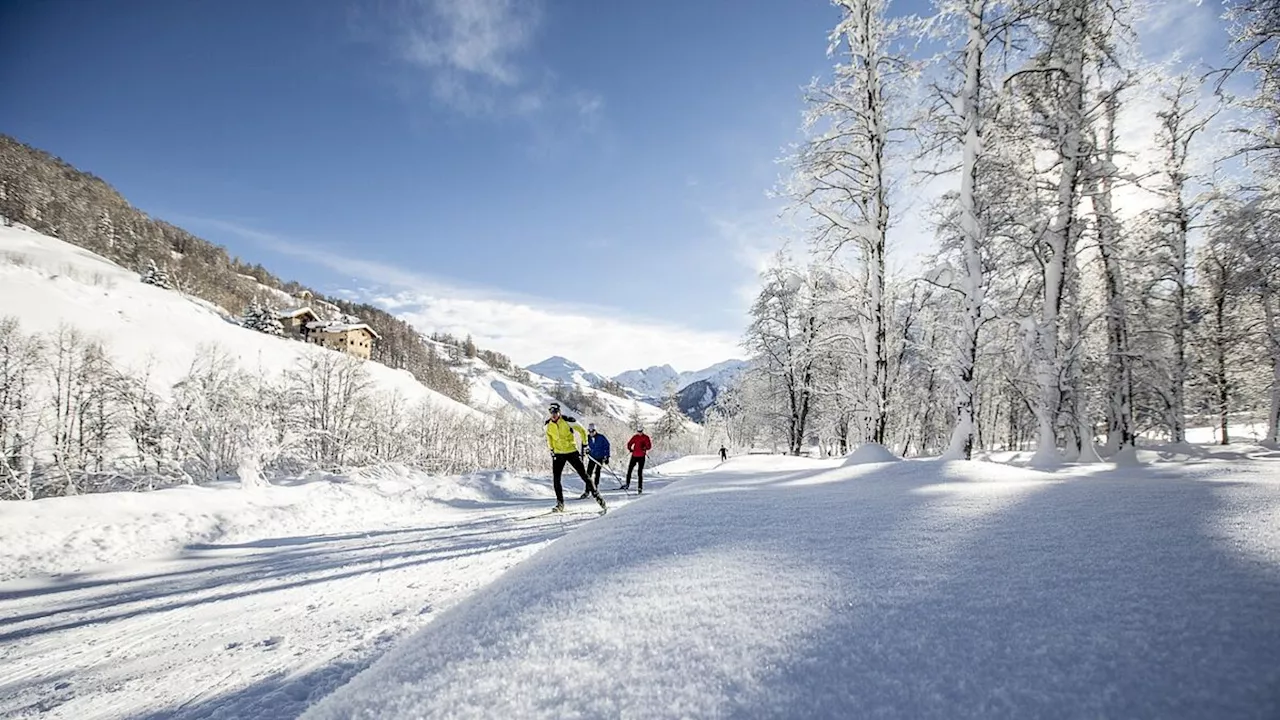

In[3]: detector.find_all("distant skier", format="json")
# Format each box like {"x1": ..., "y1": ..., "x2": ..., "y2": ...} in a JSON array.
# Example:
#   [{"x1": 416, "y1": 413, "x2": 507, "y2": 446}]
[
  {"x1": 577, "y1": 423, "x2": 611, "y2": 496},
  {"x1": 622, "y1": 426, "x2": 653, "y2": 494},
  {"x1": 545, "y1": 403, "x2": 606, "y2": 513},
  {"x1": 719, "y1": 445, "x2": 728, "y2": 462}
]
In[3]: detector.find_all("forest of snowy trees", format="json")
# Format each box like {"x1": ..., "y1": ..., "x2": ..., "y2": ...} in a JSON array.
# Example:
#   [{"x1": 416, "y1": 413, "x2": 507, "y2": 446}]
[
  {"x1": 727, "y1": 0, "x2": 1280, "y2": 462},
  {"x1": 0, "y1": 316, "x2": 558, "y2": 500}
]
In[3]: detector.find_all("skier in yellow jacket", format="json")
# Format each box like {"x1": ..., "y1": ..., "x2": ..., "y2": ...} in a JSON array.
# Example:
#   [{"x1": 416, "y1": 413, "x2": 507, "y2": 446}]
[{"x1": 545, "y1": 402, "x2": 607, "y2": 513}]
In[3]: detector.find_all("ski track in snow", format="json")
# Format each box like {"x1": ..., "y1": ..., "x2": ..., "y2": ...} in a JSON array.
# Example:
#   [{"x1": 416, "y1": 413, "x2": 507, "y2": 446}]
[{"x1": 0, "y1": 488, "x2": 646, "y2": 719}]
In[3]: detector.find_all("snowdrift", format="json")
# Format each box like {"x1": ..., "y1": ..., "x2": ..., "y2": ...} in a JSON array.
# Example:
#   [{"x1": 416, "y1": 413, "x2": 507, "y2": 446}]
[{"x1": 842, "y1": 442, "x2": 900, "y2": 465}]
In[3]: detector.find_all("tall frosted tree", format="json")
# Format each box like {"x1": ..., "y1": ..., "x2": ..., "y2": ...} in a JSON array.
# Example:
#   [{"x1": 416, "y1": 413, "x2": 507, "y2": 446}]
[
  {"x1": 1085, "y1": 90, "x2": 1137, "y2": 458},
  {"x1": 1000, "y1": 0, "x2": 1133, "y2": 465},
  {"x1": 790, "y1": 0, "x2": 914, "y2": 445},
  {"x1": 1148, "y1": 73, "x2": 1217, "y2": 443},
  {"x1": 920, "y1": 0, "x2": 1034, "y2": 458}
]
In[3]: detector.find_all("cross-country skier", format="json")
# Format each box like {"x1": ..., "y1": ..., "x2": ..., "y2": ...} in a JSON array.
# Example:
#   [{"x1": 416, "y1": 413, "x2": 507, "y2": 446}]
[
  {"x1": 546, "y1": 403, "x2": 606, "y2": 513},
  {"x1": 622, "y1": 426, "x2": 653, "y2": 494},
  {"x1": 719, "y1": 445, "x2": 728, "y2": 462},
  {"x1": 581, "y1": 423, "x2": 611, "y2": 497}
]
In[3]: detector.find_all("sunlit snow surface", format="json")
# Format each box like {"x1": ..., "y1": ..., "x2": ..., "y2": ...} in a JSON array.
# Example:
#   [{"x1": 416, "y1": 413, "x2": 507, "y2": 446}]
[
  {"x1": 2, "y1": 451, "x2": 1278, "y2": 718},
  {"x1": 303, "y1": 450, "x2": 1280, "y2": 720}
]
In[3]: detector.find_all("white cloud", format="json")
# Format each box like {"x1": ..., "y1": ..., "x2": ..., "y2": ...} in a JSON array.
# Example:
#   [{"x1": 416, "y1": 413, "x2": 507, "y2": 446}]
[
  {"x1": 372, "y1": 0, "x2": 544, "y2": 115},
  {"x1": 389, "y1": 291, "x2": 744, "y2": 376},
  {"x1": 189, "y1": 218, "x2": 743, "y2": 376}
]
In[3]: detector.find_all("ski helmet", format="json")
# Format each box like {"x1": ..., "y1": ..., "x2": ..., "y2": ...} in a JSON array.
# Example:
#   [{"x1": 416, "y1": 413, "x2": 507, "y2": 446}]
[{"x1": 548, "y1": 402, "x2": 561, "y2": 414}]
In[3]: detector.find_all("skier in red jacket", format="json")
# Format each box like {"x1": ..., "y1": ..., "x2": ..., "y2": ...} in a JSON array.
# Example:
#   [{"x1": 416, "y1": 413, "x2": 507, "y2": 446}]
[{"x1": 622, "y1": 427, "x2": 652, "y2": 494}]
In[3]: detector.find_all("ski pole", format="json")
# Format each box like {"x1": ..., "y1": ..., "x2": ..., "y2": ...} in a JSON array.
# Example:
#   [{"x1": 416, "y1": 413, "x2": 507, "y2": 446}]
[{"x1": 590, "y1": 455, "x2": 632, "y2": 495}]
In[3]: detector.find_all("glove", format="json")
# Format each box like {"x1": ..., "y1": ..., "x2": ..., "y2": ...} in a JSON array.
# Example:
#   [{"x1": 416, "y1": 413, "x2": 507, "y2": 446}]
[{"x1": 604, "y1": 456, "x2": 610, "y2": 465}]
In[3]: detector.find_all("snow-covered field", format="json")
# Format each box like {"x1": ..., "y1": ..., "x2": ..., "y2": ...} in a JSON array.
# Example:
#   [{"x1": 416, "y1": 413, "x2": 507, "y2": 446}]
[
  {"x1": 3, "y1": 447, "x2": 1278, "y2": 719},
  {"x1": 0, "y1": 468, "x2": 657, "y2": 719}
]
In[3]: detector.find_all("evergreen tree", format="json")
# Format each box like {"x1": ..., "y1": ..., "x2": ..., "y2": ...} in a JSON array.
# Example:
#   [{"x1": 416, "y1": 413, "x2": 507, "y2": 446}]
[
  {"x1": 241, "y1": 300, "x2": 283, "y2": 336},
  {"x1": 654, "y1": 388, "x2": 689, "y2": 443},
  {"x1": 140, "y1": 259, "x2": 172, "y2": 290}
]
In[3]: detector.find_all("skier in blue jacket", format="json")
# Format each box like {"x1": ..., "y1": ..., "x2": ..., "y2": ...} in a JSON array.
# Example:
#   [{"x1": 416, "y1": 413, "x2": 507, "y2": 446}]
[{"x1": 579, "y1": 423, "x2": 612, "y2": 498}]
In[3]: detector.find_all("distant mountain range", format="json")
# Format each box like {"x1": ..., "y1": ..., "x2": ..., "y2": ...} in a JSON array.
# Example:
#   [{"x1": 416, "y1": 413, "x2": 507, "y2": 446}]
[
  {"x1": 523, "y1": 356, "x2": 749, "y2": 424},
  {"x1": 611, "y1": 359, "x2": 748, "y2": 398}
]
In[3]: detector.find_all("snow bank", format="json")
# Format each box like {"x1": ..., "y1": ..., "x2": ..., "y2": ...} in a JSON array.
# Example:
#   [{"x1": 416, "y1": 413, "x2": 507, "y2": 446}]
[
  {"x1": 0, "y1": 468, "x2": 550, "y2": 581},
  {"x1": 842, "y1": 442, "x2": 900, "y2": 465}
]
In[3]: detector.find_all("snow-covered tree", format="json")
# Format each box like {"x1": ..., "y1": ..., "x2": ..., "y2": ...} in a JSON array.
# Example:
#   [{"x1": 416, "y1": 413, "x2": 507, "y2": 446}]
[
  {"x1": 1140, "y1": 73, "x2": 1218, "y2": 443},
  {"x1": 652, "y1": 387, "x2": 690, "y2": 444},
  {"x1": 1085, "y1": 89, "x2": 1137, "y2": 459},
  {"x1": 140, "y1": 258, "x2": 172, "y2": 290},
  {"x1": 288, "y1": 352, "x2": 374, "y2": 470},
  {"x1": 918, "y1": 0, "x2": 1033, "y2": 459},
  {"x1": 241, "y1": 299, "x2": 284, "y2": 336},
  {"x1": 1225, "y1": 0, "x2": 1280, "y2": 161},
  {"x1": 790, "y1": 0, "x2": 914, "y2": 445},
  {"x1": 996, "y1": 0, "x2": 1136, "y2": 465},
  {"x1": 0, "y1": 317, "x2": 41, "y2": 500},
  {"x1": 744, "y1": 260, "x2": 836, "y2": 455}
]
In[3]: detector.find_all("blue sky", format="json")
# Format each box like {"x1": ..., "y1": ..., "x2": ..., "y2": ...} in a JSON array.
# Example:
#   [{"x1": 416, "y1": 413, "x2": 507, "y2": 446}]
[{"x1": 0, "y1": 0, "x2": 1232, "y2": 375}]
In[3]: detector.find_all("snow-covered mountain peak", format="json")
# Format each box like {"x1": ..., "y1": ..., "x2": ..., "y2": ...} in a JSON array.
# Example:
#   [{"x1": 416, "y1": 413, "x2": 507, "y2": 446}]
[
  {"x1": 613, "y1": 365, "x2": 680, "y2": 397},
  {"x1": 613, "y1": 359, "x2": 750, "y2": 398}
]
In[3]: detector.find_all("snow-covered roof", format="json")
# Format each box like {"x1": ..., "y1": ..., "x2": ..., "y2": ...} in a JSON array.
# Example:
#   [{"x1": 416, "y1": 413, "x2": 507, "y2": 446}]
[
  {"x1": 325, "y1": 323, "x2": 379, "y2": 338},
  {"x1": 306, "y1": 321, "x2": 379, "y2": 339},
  {"x1": 276, "y1": 307, "x2": 318, "y2": 319}
]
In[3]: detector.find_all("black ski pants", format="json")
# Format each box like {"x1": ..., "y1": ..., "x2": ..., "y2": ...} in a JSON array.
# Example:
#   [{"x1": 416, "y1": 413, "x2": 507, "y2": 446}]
[
  {"x1": 585, "y1": 456, "x2": 605, "y2": 486},
  {"x1": 552, "y1": 452, "x2": 595, "y2": 504},
  {"x1": 626, "y1": 455, "x2": 646, "y2": 491}
]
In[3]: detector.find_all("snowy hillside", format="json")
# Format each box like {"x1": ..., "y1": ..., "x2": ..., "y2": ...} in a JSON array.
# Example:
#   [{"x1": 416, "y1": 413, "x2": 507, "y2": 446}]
[
  {"x1": 0, "y1": 223, "x2": 477, "y2": 417},
  {"x1": 457, "y1": 356, "x2": 556, "y2": 416}
]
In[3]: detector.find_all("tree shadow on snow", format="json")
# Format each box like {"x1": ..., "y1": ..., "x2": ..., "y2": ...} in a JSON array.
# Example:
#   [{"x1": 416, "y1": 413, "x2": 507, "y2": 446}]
[
  {"x1": 316, "y1": 457, "x2": 1280, "y2": 719},
  {"x1": 0, "y1": 512, "x2": 567, "y2": 643},
  {"x1": 696, "y1": 464, "x2": 1280, "y2": 719}
]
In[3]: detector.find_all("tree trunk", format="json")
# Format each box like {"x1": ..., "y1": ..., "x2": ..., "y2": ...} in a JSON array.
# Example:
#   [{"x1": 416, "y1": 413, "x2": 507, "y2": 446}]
[
  {"x1": 1265, "y1": 286, "x2": 1280, "y2": 446},
  {"x1": 1092, "y1": 92, "x2": 1136, "y2": 456},
  {"x1": 945, "y1": 0, "x2": 988, "y2": 461},
  {"x1": 1031, "y1": 12, "x2": 1085, "y2": 467},
  {"x1": 1215, "y1": 288, "x2": 1230, "y2": 445}
]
